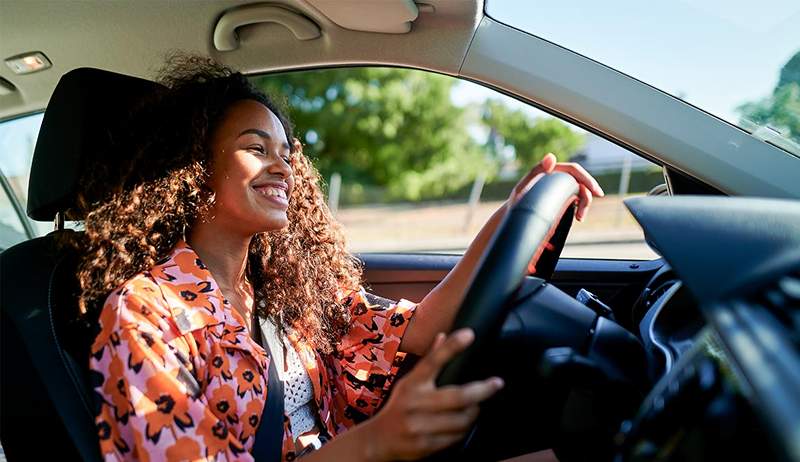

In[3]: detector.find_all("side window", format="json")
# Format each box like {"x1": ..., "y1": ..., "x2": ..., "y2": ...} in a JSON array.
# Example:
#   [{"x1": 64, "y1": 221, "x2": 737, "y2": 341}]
[
  {"x1": 253, "y1": 68, "x2": 663, "y2": 259},
  {"x1": 0, "y1": 177, "x2": 28, "y2": 249},
  {"x1": 0, "y1": 113, "x2": 47, "y2": 249}
]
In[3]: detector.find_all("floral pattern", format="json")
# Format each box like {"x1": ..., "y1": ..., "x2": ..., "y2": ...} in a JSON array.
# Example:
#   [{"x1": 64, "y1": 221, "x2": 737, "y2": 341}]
[{"x1": 91, "y1": 240, "x2": 417, "y2": 461}]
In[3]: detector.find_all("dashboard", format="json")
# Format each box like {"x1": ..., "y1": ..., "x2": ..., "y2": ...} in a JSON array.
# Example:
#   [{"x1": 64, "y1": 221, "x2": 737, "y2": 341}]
[
  {"x1": 613, "y1": 196, "x2": 800, "y2": 462},
  {"x1": 633, "y1": 265, "x2": 703, "y2": 380}
]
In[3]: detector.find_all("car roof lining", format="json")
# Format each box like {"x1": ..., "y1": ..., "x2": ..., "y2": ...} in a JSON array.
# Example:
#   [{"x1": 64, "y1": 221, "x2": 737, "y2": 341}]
[{"x1": 0, "y1": 0, "x2": 481, "y2": 120}]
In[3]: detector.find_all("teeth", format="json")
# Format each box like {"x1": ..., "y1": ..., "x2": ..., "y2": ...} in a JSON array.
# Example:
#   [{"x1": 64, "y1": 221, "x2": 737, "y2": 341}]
[{"x1": 258, "y1": 187, "x2": 286, "y2": 199}]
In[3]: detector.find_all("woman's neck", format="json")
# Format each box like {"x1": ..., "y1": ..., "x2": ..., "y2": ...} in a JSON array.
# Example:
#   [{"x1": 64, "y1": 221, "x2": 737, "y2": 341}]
[{"x1": 187, "y1": 222, "x2": 254, "y2": 329}]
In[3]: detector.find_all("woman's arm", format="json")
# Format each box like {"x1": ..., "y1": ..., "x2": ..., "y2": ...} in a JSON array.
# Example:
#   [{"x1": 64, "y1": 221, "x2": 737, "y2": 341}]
[
  {"x1": 400, "y1": 154, "x2": 604, "y2": 356},
  {"x1": 399, "y1": 200, "x2": 509, "y2": 356}
]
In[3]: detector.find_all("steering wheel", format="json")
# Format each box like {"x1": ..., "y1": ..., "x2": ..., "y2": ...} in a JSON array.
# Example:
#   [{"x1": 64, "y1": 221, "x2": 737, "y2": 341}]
[
  {"x1": 427, "y1": 172, "x2": 651, "y2": 462},
  {"x1": 436, "y1": 172, "x2": 580, "y2": 387}
]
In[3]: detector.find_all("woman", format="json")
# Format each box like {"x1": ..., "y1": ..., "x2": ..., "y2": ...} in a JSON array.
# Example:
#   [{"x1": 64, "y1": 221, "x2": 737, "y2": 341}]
[{"x1": 82, "y1": 56, "x2": 603, "y2": 461}]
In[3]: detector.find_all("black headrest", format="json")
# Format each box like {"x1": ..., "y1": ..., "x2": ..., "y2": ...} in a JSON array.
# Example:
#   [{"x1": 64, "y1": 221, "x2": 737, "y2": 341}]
[{"x1": 27, "y1": 68, "x2": 165, "y2": 221}]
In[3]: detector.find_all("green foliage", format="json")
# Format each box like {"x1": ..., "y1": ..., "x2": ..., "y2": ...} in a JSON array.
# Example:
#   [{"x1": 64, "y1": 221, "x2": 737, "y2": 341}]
[
  {"x1": 252, "y1": 68, "x2": 491, "y2": 201},
  {"x1": 778, "y1": 51, "x2": 800, "y2": 89},
  {"x1": 251, "y1": 68, "x2": 585, "y2": 202},
  {"x1": 480, "y1": 100, "x2": 585, "y2": 169},
  {"x1": 738, "y1": 51, "x2": 800, "y2": 144}
]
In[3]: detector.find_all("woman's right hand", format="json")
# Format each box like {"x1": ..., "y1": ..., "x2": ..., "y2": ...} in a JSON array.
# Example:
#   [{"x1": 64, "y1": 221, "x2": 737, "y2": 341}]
[{"x1": 365, "y1": 328, "x2": 504, "y2": 461}]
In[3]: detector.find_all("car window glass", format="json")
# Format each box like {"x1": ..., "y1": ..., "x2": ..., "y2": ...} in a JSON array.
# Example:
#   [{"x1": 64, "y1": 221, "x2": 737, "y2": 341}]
[
  {"x1": 0, "y1": 113, "x2": 50, "y2": 237},
  {"x1": 486, "y1": 0, "x2": 800, "y2": 155},
  {"x1": 0, "y1": 178, "x2": 28, "y2": 249},
  {"x1": 251, "y1": 68, "x2": 662, "y2": 260}
]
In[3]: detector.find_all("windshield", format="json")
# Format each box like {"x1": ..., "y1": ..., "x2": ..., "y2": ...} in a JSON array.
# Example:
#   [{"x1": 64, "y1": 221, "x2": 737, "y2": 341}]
[{"x1": 486, "y1": 0, "x2": 800, "y2": 155}]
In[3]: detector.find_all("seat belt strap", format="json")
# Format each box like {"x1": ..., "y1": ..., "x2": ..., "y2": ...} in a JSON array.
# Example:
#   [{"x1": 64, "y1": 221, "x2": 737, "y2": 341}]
[{"x1": 250, "y1": 329, "x2": 286, "y2": 461}]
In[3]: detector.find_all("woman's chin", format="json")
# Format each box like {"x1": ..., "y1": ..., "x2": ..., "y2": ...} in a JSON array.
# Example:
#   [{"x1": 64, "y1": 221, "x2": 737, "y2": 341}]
[{"x1": 257, "y1": 213, "x2": 289, "y2": 232}]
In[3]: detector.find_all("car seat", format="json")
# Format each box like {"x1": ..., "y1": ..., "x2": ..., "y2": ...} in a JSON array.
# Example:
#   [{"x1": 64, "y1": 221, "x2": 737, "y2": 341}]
[{"x1": 0, "y1": 68, "x2": 164, "y2": 461}]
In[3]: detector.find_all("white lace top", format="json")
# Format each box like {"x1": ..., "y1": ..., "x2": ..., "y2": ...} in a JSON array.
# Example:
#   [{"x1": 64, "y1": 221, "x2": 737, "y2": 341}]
[{"x1": 259, "y1": 316, "x2": 320, "y2": 443}]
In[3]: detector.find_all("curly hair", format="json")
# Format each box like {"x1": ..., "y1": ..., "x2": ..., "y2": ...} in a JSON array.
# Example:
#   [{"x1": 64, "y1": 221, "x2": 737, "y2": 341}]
[{"x1": 73, "y1": 54, "x2": 362, "y2": 352}]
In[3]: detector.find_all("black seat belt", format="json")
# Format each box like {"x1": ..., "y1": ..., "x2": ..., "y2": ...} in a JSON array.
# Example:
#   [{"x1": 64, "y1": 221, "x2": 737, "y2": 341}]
[{"x1": 250, "y1": 327, "x2": 286, "y2": 462}]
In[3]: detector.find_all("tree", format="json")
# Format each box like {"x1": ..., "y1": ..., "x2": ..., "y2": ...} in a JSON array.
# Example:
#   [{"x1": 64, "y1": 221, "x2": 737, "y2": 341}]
[
  {"x1": 480, "y1": 100, "x2": 585, "y2": 169},
  {"x1": 252, "y1": 68, "x2": 493, "y2": 201},
  {"x1": 738, "y1": 51, "x2": 800, "y2": 143},
  {"x1": 252, "y1": 68, "x2": 588, "y2": 202}
]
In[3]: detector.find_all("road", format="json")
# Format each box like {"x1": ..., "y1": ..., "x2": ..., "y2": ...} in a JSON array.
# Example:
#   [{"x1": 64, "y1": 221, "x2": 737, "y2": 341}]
[{"x1": 336, "y1": 195, "x2": 659, "y2": 260}]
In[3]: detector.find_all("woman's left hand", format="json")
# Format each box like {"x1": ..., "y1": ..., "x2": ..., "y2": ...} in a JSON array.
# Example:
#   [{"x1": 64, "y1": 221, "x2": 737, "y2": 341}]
[
  {"x1": 508, "y1": 153, "x2": 605, "y2": 222},
  {"x1": 403, "y1": 154, "x2": 605, "y2": 358}
]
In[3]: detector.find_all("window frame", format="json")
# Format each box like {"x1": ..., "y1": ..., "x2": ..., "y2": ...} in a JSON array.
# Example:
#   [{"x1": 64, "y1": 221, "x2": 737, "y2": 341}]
[
  {"x1": 0, "y1": 166, "x2": 36, "y2": 246},
  {"x1": 0, "y1": 111, "x2": 46, "y2": 246}
]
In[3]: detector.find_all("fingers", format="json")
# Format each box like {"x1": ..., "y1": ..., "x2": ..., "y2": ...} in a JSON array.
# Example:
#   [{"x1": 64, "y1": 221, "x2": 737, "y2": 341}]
[
  {"x1": 576, "y1": 184, "x2": 593, "y2": 222},
  {"x1": 411, "y1": 328, "x2": 474, "y2": 381},
  {"x1": 540, "y1": 153, "x2": 557, "y2": 173},
  {"x1": 516, "y1": 154, "x2": 556, "y2": 193},
  {"x1": 413, "y1": 378, "x2": 504, "y2": 411},
  {"x1": 413, "y1": 432, "x2": 466, "y2": 455},
  {"x1": 512, "y1": 157, "x2": 603, "y2": 211},
  {"x1": 553, "y1": 162, "x2": 605, "y2": 197},
  {"x1": 431, "y1": 332, "x2": 446, "y2": 350},
  {"x1": 407, "y1": 406, "x2": 480, "y2": 434}
]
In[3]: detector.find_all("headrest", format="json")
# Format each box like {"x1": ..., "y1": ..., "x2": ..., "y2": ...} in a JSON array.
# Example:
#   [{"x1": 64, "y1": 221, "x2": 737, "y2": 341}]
[{"x1": 27, "y1": 68, "x2": 165, "y2": 221}]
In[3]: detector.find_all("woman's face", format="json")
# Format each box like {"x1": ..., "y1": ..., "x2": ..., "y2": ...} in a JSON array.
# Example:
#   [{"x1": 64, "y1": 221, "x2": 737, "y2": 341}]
[{"x1": 204, "y1": 99, "x2": 294, "y2": 235}]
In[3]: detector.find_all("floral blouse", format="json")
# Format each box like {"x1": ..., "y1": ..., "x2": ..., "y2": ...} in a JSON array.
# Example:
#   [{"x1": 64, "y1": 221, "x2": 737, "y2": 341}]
[{"x1": 90, "y1": 240, "x2": 417, "y2": 461}]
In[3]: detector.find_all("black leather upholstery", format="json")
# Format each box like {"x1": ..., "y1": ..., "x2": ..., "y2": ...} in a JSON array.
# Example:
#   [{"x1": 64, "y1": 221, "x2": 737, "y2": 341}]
[
  {"x1": 27, "y1": 67, "x2": 164, "y2": 221},
  {"x1": 0, "y1": 68, "x2": 163, "y2": 460}
]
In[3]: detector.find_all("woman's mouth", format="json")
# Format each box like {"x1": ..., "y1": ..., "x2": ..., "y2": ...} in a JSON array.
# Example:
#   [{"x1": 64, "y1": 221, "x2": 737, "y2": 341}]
[{"x1": 253, "y1": 185, "x2": 289, "y2": 208}]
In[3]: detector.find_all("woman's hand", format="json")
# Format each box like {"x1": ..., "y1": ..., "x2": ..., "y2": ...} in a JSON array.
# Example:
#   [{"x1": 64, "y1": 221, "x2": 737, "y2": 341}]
[
  {"x1": 400, "y1": 154, "x2": 604, "y2": 358},
  {"x1": 509, "y1": 153, "x2": 605, "y2": 221},
  {"x1": 365, "y1": 328, "x2": 504, "y2": 461}
]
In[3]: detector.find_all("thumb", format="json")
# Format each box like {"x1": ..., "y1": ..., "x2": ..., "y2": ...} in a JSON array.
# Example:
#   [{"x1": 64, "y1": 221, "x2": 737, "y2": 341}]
[{"x1": 541, "y1": 153, "x2": 557, "y2": 173}]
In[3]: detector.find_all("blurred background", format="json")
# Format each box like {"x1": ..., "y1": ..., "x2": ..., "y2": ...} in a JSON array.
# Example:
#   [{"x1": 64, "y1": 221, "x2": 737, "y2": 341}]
[{"x1": 251, "y1": 68, "x2": 663, "y2": 259}]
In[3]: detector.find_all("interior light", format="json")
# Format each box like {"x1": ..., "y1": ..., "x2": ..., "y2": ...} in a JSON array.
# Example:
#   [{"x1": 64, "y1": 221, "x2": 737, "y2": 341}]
[{"x1": 5, "y1": 52, "x2": 52, "y2": 75}]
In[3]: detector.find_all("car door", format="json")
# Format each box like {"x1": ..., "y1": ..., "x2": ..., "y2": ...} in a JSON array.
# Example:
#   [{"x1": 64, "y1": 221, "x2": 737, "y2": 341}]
[{"x1": 360, "y1": 254, "x2": 663, "y2": 329}]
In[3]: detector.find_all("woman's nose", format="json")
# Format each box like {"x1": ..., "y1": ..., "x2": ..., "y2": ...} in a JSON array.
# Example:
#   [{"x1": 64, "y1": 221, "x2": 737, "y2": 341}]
[{"x1": 268, "y1": 152, "x2": 291, "y2": 178}]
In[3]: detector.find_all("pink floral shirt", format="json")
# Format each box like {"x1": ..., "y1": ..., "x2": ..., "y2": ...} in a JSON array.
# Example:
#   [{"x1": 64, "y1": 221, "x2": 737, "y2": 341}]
[{"x1": 90, "y1": 240, "x2": 417, "y2": 461}]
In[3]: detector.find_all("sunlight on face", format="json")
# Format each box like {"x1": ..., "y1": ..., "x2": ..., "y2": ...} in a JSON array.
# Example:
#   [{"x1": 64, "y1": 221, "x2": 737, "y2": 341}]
[{"x1": 205, "y1": 99, "x2": 294, "y2": 236}]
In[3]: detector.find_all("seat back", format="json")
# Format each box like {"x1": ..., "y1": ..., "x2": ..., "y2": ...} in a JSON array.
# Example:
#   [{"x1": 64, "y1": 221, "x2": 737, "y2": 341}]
[
  {"x1": 0, "y1": 68, "x2": 164, "y2": 460},
  {"x1": 1, "y1": 234, "x2": 96, "y2": 460}
]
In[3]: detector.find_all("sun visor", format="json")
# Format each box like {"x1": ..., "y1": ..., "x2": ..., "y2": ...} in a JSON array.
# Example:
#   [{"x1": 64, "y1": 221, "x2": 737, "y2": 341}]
[{"x1": 307, "y1": 0, "x2": 423, "y2": 33}]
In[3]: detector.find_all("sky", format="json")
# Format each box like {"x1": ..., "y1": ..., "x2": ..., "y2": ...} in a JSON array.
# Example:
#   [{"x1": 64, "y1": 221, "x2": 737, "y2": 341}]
[{"x1": 473, "y1": 0, "x2": 800, "y2": 127}]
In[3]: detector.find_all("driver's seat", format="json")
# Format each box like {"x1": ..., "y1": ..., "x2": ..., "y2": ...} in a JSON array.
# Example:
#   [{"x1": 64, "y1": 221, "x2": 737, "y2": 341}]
[{"x1": 0, "y1": 68, "x2": 164, "y2": 460}]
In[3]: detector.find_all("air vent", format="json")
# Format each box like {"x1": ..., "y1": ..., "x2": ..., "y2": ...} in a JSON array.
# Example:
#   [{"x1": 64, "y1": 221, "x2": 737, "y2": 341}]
[
  {"x1": 756, "y1": 270, "x2": 800, "y2": 347},
  {"x1": 631, "y1": 265, "x2": 678, "y2": 325}
]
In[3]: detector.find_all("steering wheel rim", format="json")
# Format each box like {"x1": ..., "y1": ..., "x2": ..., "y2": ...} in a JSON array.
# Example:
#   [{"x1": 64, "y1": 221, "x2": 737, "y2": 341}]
[{"x1": 436, "y1": 172, "x2": 580, "y2": 387}]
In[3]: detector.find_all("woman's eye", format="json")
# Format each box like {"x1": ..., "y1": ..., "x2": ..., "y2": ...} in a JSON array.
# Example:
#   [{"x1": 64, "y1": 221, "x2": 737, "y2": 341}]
[{"x1": 248, "y1": 145, "x2": 265, "y2": 154}]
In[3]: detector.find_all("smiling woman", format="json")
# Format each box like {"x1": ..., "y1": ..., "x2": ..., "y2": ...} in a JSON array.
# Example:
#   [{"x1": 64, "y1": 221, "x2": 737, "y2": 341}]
[
  {"x1": 71, "y1": 54, "x2": 519, "y2": 461},
  {"x1": 196, "y1": 100, "x2": 295, "y2": 252}
]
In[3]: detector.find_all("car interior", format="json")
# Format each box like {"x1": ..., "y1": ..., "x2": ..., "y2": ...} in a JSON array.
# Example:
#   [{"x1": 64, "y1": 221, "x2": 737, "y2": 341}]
[{"x1": 1, "y1": 1, "x2": 799, "y2": 461}]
